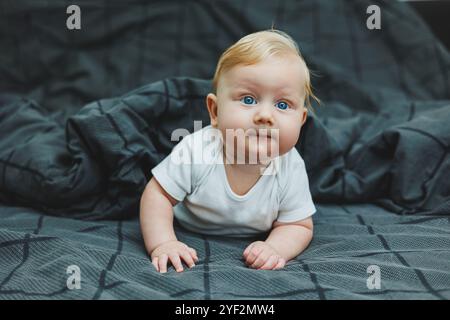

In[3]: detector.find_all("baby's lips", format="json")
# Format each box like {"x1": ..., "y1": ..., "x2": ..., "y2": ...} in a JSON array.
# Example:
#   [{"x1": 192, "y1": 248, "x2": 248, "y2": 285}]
[
  {"x1": 246, "y1": 129, "x2": 280, "y2": 141},
  {"x1": 246, "y1": 132, "x2": 271, "y2": 139}
]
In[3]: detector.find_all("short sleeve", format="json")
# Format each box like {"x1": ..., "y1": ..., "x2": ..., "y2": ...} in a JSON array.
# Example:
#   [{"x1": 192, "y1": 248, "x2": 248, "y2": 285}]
[
  {"x1": 151, "y1": 134, "x2": 195, "y2": 202},
  {"x1": 277, "y1": 150, "x2": 316, "y2": 223}
]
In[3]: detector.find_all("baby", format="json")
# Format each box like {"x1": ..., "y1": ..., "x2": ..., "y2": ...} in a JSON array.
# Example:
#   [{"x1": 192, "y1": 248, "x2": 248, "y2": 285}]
[{"x1": 140, "y1": 29, "x2": 318, "y2": 273}]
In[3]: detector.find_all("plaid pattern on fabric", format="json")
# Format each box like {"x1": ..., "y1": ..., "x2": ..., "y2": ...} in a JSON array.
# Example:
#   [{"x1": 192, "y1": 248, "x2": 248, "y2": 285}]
[
  {"x1": 0, "y1": 204, "x2": 449, "y2": 299},
  {"x1": 0, "y1": 0, "x2": 449, "y2": 299}
]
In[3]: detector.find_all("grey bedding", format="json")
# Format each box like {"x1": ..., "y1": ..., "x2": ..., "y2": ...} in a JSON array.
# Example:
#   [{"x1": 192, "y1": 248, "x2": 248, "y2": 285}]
[
  {"x1": 0, "y1": 0, "x2": 449, "y2": 299},
  {"x1": 0, "y1": 203, "x2": 449, "y2": 299}
]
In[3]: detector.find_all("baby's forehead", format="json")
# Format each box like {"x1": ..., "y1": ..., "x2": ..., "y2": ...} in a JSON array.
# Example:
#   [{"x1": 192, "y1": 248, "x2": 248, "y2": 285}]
[
  {"x1": 231, "y1": 78, "x2": 301, "y2": 95},
  {"x1": 222, "y1": 56, "x2": 307, "y2": 94}
]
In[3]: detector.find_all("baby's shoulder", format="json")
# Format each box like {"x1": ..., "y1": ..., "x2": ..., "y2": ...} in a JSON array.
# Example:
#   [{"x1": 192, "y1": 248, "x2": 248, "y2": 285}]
[
  {"x1": 172, "y1": 125, "x2": 221, "y2": 158},
  {"x1": 177, "y1": 125, "x2": 222, "y2": 187},
  {"x1": 278, "y1": 147, "x2": 305, "y2": 171},
  {"x1": 275, "y1": 148, "x2": 306, "y2": 186}
]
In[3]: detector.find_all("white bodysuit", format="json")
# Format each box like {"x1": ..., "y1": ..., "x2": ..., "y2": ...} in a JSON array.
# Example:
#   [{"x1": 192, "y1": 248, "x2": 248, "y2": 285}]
[{"x1": 151, "y1": 125, "x2": 316, "y2": 237}]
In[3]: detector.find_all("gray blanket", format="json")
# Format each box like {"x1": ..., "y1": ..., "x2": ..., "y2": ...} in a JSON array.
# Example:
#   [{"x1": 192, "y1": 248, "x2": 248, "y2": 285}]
[
  {"x1": 0, "y1": 0, "x2": 449, "y2": 299},
  {"x1": 0, "y1": 203, "x2": 449, "y2": 299}
]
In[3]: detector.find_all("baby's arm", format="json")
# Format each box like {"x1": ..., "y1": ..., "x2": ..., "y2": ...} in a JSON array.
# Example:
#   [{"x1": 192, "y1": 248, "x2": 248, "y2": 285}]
[
  {"x1": 243, "y1": 217, "x2": 313, "y2": 270},
  {"x1": 140, "y1": 177, "x2": 198, "y2": 273},
  {"x1": 266, "y1": 217, "x2": 313, "y2": 261}
]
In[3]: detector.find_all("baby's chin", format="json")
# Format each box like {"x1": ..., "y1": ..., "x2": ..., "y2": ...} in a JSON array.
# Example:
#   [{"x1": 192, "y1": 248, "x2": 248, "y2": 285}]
[
  {"x1": 222, "y1": 135, "x2": 284, "y2": 164},
  {"x1": 245, "y1": 139, "x2": 278, "y2": 164}
]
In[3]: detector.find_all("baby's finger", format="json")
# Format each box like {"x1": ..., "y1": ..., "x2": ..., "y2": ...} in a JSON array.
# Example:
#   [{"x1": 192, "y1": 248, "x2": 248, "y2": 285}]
[
  {"x1": 188, "y1": 248, "x2": 199, "y2": 261},
  {"x1": 245, "y1": 246, "x2": 263, "y2": 265},
  {"x1": 169, "y1": 253, "x2": 184, "y2": 272},
  {"x1": 243, "y1": 243, "x2": 254, "y2": 257},
  {"x1": 152, "y1": 257, "x2": 159, "y2": 272},
  {"x1": 158, "y1": 254, "x2": 169, "y2": 273},
  {"x1": 274, "y1": 257, "x2": 286, "y2": 270},
  {"x1": 250, "y1": 250, "x2": 271, "y2": 269},
  {"x1": 258, "y1": 255, "x2": 278, "y2": 270},
  {"x1": 180, "y1": 251, "x2": 195, "y2": 268}
]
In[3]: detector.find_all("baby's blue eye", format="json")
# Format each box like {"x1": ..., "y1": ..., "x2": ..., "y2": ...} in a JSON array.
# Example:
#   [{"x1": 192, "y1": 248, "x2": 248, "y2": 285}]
[
  {"x1": 241, "y1": 96, "x2": 256, "y2": 105},
  {"x1": 276, "y1": 101, "x2": 289, "y2": 110}
]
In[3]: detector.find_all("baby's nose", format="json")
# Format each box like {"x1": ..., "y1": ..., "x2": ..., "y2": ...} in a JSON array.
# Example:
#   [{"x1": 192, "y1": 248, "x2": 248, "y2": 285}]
[{"x1": 254, "y1": 104, "x2": 274, "y2": 126}]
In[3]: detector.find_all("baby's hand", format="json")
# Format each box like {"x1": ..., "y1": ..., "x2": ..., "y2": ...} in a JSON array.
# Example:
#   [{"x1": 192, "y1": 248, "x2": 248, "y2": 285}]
[
  {"x1": 243, "y1": 241, "x2": 286, "y2": 270},
  {"x1": 151, "y1": 240, "x2": 199, "y2": 273}
]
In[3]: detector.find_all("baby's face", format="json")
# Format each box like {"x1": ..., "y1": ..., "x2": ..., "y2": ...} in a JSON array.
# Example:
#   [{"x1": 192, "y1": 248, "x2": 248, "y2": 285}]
[{"x1": 207, "y1": 54, "x2": 308, "y2": 164}]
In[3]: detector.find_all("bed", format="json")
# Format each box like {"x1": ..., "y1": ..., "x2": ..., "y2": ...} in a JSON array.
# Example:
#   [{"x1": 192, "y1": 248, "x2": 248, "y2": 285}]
[{"x1": 0, "y1": 0, "x2": 449, "y2": 299}]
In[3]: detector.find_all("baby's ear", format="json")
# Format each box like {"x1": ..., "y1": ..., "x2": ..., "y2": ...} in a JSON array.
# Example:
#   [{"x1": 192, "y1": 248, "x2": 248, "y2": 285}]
[
  {"x1": 206, "y1": 93, "x2": 219, "y2": 127},
  {"x1": 300, "y1": 107, "x2": 308, "y2": 126}
]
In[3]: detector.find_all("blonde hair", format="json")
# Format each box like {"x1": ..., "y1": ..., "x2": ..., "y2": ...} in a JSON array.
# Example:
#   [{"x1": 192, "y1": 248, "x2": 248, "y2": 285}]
[{"x1": 212, "y1": 29, "x2": 319, "y2": 110}]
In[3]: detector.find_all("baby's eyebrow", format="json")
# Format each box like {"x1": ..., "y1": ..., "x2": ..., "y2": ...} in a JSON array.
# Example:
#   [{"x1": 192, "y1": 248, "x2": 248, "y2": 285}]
[
  {"x1": 233, "y1": 85, "x2": 301, "y2": 99},
  {"x1": 231, "y1": 79, "x2": 303, "y2": 100},
  {"x1": 232, "y1": 80, "x2": 258, "y2": 90},
  {"x1": 233, "y1": 81, "x2": 289, "y2": 93}
]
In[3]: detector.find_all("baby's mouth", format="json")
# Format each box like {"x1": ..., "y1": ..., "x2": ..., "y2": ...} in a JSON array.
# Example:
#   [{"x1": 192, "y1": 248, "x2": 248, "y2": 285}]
[
  {"x1": 246, "y1": 134, "x2": 271, "y2": 142},
  {"x1": 257, "y1": 132, "x2": 271, "y2": 139},
  {"x1": 246, "y1": 129, "x2": 276, "y2": 140},
  {"x1": 247, "y1": 130, "x2": 277, "y2": 141}
]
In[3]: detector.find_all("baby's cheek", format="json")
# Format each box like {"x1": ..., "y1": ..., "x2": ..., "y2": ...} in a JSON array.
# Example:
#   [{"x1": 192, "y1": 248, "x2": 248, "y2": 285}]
[
  {"x1": 278, "y1": 129, "x2": 300, "y2": 155},
  {"x1": 221, "y1": 107, "x2": 248, "y2": 129}
]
